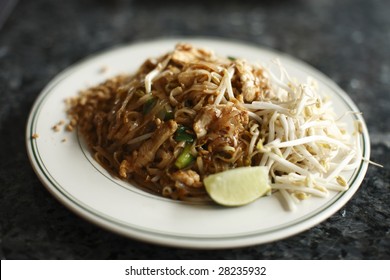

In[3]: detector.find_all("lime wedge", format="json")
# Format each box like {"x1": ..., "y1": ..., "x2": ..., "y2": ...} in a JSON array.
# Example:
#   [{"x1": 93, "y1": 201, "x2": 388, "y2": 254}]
[{"x1": 204, "y1": 166, "x2": 271, "y2": 206}]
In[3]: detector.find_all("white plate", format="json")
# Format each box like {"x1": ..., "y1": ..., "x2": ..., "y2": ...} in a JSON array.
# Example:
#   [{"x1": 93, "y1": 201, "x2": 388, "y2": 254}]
[{"x1": 26, "y1": 38, "x2": 370, "y2": 249}]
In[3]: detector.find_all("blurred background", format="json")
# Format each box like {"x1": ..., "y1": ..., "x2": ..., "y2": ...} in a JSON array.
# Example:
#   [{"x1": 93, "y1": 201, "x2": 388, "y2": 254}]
[{"x1": 0, "y1": 0, "x2": 389, "y2": 259}]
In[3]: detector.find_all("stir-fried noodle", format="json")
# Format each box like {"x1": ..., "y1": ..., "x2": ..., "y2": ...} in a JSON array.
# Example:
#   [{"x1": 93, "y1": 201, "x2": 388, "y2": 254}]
[{"x1": 66, "y1": 43, "x2": 362, "y2": 208}]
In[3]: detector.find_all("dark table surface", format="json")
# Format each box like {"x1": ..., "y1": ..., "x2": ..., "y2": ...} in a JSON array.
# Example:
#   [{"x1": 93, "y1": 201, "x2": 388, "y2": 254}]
[{"x1": 1, "y1": 0, "x2": 389, "y2": 260}]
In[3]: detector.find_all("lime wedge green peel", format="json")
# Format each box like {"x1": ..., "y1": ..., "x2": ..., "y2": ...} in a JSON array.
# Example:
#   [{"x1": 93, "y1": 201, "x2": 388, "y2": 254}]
[{"x1": 204, "y1": 166, "x2": 271, "y2": 207}]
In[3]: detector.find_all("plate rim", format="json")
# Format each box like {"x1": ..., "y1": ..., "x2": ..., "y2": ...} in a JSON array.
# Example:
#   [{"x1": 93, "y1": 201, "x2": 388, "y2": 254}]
[{"x1": 26, "y1": 37, "x2": 370, "y2": 249}]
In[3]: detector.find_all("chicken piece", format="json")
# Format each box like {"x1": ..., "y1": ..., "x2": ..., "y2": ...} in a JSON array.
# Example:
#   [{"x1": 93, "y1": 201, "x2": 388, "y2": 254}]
[
  {"x1": 193, "y1": 105, "x2": 222, "y2": 138},
  {"x1": 172, "y1": 43, "x2": 213, "y2": 65},
  {"x1": 193, "y1": 104, "x2": 248, "y2": 140},
  {"x1": 172, "y1": 50, "x2": 197, "y2": 65},
  {"x1": 235, "y1": 59, "x2": 257, "y2": 102},
  {"x1": 171, "y1": 170, "x2": 203, "y2": 188}
]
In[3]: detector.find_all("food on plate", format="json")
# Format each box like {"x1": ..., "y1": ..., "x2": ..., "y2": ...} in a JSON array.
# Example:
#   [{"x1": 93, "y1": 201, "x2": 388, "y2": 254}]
[{"x1": 65, "y1": 43, "x2": 362, "y2": 209}]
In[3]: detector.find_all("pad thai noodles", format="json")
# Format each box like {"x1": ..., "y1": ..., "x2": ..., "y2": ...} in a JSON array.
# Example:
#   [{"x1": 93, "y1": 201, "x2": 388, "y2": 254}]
[{"x1": 66, "y1": 43, "x2": 363, "y2": 209}]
